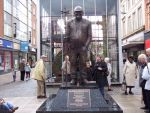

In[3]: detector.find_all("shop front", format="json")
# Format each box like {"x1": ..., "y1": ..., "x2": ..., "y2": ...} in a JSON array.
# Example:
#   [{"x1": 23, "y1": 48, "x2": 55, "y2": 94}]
[
  {"x1": 0, "y1": 38, "x2": 13, "y2": 74},
  {"x1": 28, "y1": 46, "x2": 37, "y2": 67},
  {"x1": 13, "y1": 42, "x2": 20, "y2": 70},
  {"x1": 20, "y1": 41, "x2": 28, "y2": 62},
  {"x1": 144, "y1": 31, "x2": 150, "y2": 49},
  {"x1": 122, "y1": 31, "x2": 145, "y2": 61}
]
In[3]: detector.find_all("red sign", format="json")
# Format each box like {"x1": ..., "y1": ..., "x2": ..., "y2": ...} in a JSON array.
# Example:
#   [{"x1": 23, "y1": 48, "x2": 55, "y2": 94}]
[{"x1": 145, "y1": 39, "x2": 150, "y2": 49}]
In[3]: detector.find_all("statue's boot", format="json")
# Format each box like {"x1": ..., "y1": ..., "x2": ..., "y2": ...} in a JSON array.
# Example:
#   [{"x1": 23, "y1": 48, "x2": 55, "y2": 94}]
[
  {"x1": 83, "y1": 79, "x2": 89, "y2": 84},
  {"x1": 70, "y1": 79, "x2": 76, "y2": 85}
]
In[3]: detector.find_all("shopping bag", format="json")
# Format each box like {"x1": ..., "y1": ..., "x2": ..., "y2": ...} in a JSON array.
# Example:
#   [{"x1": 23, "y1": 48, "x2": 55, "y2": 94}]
[{"x1": 121, "y1": 76, "x2": 126, "y2": 91}]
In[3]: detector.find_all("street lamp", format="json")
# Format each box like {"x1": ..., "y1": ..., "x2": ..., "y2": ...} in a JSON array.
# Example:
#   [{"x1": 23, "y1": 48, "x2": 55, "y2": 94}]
[
  {"x1": 13, "y1": 23, "x2": 17, "y2": 38},
  {"x1": 96, "y1": 20, "x2": 101, "y2": 57}
]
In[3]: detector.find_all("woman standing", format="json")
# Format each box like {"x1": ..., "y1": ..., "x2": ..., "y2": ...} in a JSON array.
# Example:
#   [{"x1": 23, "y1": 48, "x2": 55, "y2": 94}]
[
  {"x1": 25, "y1": 62, "x2": 31, "y2": 80},
  {"x1": 138, "y1": 54, "x2": 148, "y2": 110},
  {"x1": 104, "y1": 57, "x2": 112, "y2": 91},
  {"x1": 93, "y1": 55, "x2": 108, "y2": 97},
  {"x1": 123, "y1": 56, "x2": 138, "y2": 95}
]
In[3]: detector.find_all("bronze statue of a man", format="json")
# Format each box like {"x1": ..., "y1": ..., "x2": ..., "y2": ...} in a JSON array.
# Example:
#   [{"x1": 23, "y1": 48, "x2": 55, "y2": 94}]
[{"x1": 64, "y1": 6, "x2": 92, "y2": 85}]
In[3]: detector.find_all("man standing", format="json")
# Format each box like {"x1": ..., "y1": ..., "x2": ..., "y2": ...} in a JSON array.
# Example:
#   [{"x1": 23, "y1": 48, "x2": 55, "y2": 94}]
[
  {"x1": 65, "y1": 6, "x2": 92, "y2": 85},
  {"x1": 32, "y1": 55, "x2": 47, "y2": 98},
  {"x1": 19, "y1": 59, "x2": 25, "y2": 81}
]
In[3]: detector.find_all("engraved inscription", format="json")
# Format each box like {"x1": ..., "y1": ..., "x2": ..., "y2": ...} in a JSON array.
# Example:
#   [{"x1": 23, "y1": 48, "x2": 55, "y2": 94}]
[{"x1": 67, "y1": 89, "x2": 91, "y2": 108}]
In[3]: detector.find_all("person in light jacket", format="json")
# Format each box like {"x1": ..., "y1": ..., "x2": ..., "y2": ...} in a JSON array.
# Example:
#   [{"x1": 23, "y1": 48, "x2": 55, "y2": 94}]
[
  {"x1": 142, "y1": 62, "x2": 150, "y2": 113},
  {"x1": 61, "y1": 55, "x2": 71, "y2": 82},
  {"x1": 138, "y1": 54, "x2": 148, "y2": 110},
  {"x1": 123, "y1": 56, "x2": 138, "y2": 95},
  {"x1": 104, "y1": 57, "x2": 113, "y2": 91},
  {"x1": 32, "y1": 55, "x2": 47, "y2": 99},
  {"x1": 25, "y1": 62, "x2": 31, "y2": 80}
]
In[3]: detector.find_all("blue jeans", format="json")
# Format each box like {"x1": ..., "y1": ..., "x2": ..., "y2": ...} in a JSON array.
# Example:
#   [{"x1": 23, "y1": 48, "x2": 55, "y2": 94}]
[
  {"x1": 99, "y1": 87, "x2": 104, "y2": 97},
  {"x1": 0, "y1": 102, "x2": 14, "y2": 111}
]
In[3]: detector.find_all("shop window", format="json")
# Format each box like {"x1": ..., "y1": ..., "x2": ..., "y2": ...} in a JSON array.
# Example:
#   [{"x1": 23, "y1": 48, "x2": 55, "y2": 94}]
[
  {"x1": 0, "y1": 51, "x2": 4, "y2": 73},
  {"x1": 4, "y1": 51, "x2": 12, "y2": 72},
  {"x1": 0, "y1": 51, "x2": 12, "y2": 73}
]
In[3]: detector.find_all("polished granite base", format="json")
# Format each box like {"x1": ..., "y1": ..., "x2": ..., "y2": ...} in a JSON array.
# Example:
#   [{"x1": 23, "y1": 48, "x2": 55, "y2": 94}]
[{"x1": 37, "y1": 84, "x2": 123, "y2": 113}]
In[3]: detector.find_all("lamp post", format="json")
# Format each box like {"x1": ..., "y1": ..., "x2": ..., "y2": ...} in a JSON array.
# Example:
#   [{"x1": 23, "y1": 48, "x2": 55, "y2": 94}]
[
  {"x1": 96, "y1": 20, "x2": 101, "y2": 57},
  {"x1": 13, "y1": 23, "x2": 17, "y2": 38}
]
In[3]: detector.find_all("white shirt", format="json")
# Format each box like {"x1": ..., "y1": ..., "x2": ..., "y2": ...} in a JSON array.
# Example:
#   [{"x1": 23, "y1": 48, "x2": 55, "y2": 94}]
[{"x1": 142, "y1": 63, "x2": 150, "y2": 90}]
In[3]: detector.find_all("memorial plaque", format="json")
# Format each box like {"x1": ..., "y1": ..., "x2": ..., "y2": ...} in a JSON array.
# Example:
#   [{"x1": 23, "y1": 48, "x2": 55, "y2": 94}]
[{"x1": 67, "y1": 89, "x2": 91, "y2": 108}]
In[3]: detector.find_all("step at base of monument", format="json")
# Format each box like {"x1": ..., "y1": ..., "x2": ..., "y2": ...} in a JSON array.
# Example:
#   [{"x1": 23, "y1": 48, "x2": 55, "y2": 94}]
[{"x1": 36, "y1": 86, "x2": 123, "y2": 113}]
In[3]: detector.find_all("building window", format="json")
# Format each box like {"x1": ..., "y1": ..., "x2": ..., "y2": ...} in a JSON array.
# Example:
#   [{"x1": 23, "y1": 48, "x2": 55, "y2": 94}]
[
  {"x1": 0, "y1": 51, "x2": 12, "y2": 73},
  {"x1": 128, "y1": 0, "x2": 131, "y2": 11},
  {"x1": 148, "y1": 6, "x2": 150, "y2": 29},
  {"x1": 4, "y1": 24, "x2": 12, "y2": 37},
  {"x1": 122, "y1": 18, "x2": 126, "y2": 37},
  {"x1": 4, "y1": 0, "x2": 12, "y2": 14},
  {"x1": 4, "y1": 12, "x2": 12, "y2": 26},
  {"x1": 138, "y1": 6, "x2": 142, "y2": 28},
  {"x1": 128, "y1": 16, "x2": 132, "y2": 33},
  {"x1": 132, "y1": 12, "x2": 136, "y2": 31}
]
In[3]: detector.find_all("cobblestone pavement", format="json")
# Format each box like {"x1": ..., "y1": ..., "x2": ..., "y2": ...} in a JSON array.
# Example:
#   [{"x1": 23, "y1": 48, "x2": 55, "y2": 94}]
[{"x1": 0, "y1": 75, "x2": 146, "y2": 113}]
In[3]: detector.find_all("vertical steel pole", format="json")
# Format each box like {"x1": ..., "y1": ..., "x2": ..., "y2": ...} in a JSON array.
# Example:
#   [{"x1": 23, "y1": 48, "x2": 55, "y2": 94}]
[
  {"x1": 49, "y1": 0, "x2": 52, "y2": 78},
  {"x1": 94, "y1": 0, "x2": 97, "y2": 57},
  {"x1": 61, "y1": 0, "x2": 64, "y2": 84},
  {"x1": 106, "y1": 0, "x2": 109, "y2": 57}
]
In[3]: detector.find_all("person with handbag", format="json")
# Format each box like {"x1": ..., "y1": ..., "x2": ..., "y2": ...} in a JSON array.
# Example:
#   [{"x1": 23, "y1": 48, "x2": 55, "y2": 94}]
[
  {"x1": 138, "y1": 54, "x2": 148, "y2": 110},
  {"x1": 142, "y1": 61, "x2": 150, "y2": 113},
  {"x1": 93, "y1": 55, "x2": 108, "y2": 97},
  {"x1": 123, "y1": 56, "x2": 138, "y2": 95},
  {"x1": 104, "y1": 57, "x2": 113, "y2": 91}
]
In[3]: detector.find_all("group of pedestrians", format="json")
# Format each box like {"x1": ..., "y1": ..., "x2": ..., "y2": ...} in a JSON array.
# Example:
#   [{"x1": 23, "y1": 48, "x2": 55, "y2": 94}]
[
  {"x1": 138, "y1": 48, "x2": 150, "y2": 113},
  {"x1": 61, "y1": 54, "x2": 113, "y2": 97},
  {"x1": 18, "y1": 59, "x2": 31, "y2": 81},
  {"x1": 123, "y1": 48, "x2": 150, "y2": 113}
]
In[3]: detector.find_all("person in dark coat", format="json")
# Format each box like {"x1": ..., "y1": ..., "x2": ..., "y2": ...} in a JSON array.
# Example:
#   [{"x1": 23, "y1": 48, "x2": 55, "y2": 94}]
[
  {"x1": 138, "y1": 54, "x2": 148, "y2": 110},
  {"x1": 19, "y1": 59, "x2": 25, "y2": 81},
  {"x1": 93, "y1": 55, "x2": 108, "y2": 97},
  {"x1": 85, "y1": 60, "x2": 93, "y2": 81}
]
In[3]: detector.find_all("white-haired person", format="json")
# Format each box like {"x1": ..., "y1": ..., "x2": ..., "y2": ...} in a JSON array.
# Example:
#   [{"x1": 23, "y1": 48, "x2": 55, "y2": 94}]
[
  {"x1": 138, "y1": 54, "x2": 148, "y2": 110},
  {"x1": 61, "y1": 55, "x2": 71, "y2": 83},
  {"x1": 142, "y1": 57, "x2": 150, "y2": 113},
  {"x1": 146, "y1": 48, "x2": 150, "y2": 62},
  {"x1": 32, "y1": 55, "x2": 47, "y2": 99},
  {"x1": 104, "y1": 57, "x2": 113, "y2": 91}
]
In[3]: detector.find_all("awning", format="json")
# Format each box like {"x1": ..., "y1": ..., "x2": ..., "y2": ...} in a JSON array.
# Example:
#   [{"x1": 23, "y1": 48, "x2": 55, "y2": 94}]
[{"x1": 122, "y1": 41, "x2": 144, "y2": 49}]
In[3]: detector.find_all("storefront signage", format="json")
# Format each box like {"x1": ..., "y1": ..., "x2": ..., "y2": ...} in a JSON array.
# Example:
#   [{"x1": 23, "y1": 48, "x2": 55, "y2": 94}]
[
  {"x1": 145, "y1": 40, "x2": 150, "y2": 49},
  {"x1": 13, "y1": 43, "x2": 20, "y2": 50},
  {"x1": 0, "y1": 39, "x2": 3, "y2": 46},
  {"x1": 144, "y1": 31, "x2": 150, "y2": 49},
  {"x1": 0, "y1": 38, "x2": 13, "y2": 48},
  {"x1": 20, "y1": 41, "x2": 28, "y2": 52}
]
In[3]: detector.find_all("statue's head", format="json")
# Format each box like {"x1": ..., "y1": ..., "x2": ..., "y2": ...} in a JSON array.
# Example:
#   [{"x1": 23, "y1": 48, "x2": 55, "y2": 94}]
[{"x1": 74, "y1": 6, "x2": 83, "y2": 21}]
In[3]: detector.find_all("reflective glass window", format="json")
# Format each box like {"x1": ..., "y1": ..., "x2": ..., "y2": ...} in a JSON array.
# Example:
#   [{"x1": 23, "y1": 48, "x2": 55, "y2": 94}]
[
  {"x1": 4, "y1": 24, "x2": 12, "y2": 37},
  {"x1": 18, "y1": 0, "x2": 27, "y2": 7},
  {"x1": 4, "y1": 12, "x2": 12, "y2": 25},
  {"x1": 4, "y1": 0, "x2": 12, "y2": 14}
]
